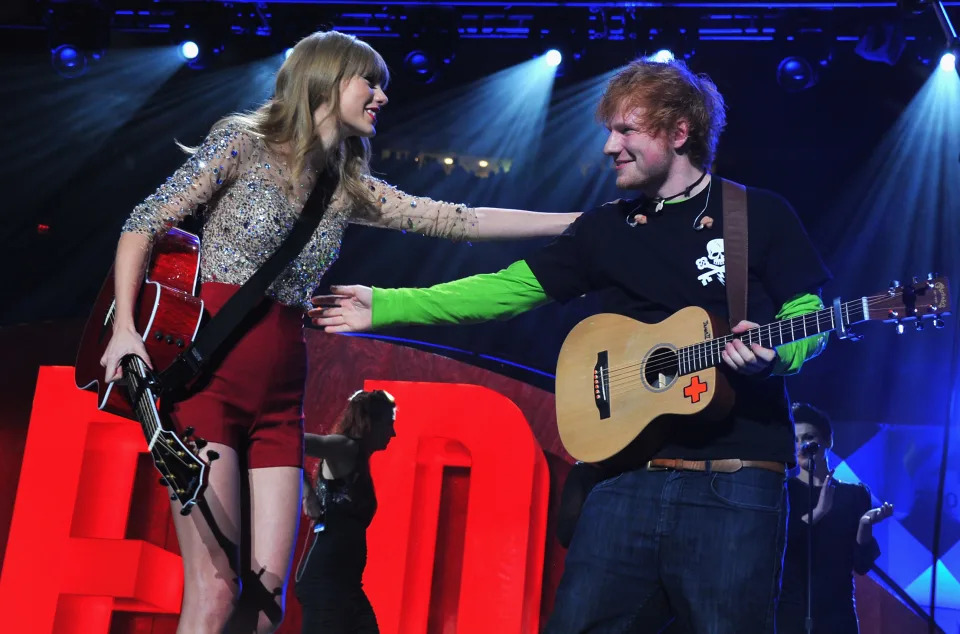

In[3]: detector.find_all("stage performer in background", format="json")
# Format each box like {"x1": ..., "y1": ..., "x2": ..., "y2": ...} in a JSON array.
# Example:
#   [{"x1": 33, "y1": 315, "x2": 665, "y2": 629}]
[
  {"x1": 295, "y1": 389, "x2": 397, "y2": 634},
  {"x1": 778, "y1": 402, "x2": 893, "y2": 634}
]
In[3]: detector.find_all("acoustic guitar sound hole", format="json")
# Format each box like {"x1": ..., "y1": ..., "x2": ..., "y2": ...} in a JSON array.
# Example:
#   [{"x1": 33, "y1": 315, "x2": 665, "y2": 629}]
[{"x1": 644, "y1": 347, "x2": 679, "y2": 390}]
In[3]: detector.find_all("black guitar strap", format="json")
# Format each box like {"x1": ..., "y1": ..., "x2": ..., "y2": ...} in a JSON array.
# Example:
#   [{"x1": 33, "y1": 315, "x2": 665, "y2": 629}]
[{"x1": 159, "y1": 169, "x2": 339, "y2": 393}]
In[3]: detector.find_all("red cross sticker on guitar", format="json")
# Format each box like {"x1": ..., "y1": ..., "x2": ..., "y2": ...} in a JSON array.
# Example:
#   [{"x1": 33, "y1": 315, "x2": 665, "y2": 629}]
[{"x1": 683, "y1": 376, "x2": 708, "y2": 403}]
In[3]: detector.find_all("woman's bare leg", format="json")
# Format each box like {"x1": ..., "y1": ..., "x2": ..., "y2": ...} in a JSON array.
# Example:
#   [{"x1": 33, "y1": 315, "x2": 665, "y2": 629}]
[
  {"x1": 170, "y1": 443, "x2": 242, "y2": 634},
  {"x1": 224, "y1": 465, "x2": 302, "y2": 634}
]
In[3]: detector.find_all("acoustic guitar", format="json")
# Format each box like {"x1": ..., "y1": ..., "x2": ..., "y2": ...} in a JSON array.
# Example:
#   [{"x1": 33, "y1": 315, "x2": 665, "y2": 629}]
[{"x1": 555, "y1": 275, "x2": 951, "y2": 464}]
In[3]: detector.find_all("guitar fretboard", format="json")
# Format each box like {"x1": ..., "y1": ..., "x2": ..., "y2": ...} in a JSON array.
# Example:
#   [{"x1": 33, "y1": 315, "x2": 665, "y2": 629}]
[{"x1": 677, "y1": 297, "x2": 868, "y2": 376}]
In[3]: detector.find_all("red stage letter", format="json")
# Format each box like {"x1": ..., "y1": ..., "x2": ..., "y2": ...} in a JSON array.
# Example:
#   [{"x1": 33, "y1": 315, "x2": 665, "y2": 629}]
[
  {"x1": 0, "y1": 367, "x2": 182, "y2": 633},
  {"x1": 362, "y1": 381, "x2": 550, "y2": 634}
]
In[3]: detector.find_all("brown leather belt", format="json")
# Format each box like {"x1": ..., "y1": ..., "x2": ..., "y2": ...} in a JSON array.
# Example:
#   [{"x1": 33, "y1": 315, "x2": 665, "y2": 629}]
[{"x1": 645, "y1": 458, "x2": 785, "y2": 475}]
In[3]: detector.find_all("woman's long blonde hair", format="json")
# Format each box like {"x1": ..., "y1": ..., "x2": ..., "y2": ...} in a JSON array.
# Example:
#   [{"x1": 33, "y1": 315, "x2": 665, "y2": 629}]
[{"x1": 202, "y1": 31, "x2": 389, "y2": 212}]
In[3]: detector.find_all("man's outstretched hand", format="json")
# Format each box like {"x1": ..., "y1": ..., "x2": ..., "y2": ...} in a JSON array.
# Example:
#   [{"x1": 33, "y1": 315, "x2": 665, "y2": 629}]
[{"x1": 308, "y1": 285, "x2": 374, "y2": 333}]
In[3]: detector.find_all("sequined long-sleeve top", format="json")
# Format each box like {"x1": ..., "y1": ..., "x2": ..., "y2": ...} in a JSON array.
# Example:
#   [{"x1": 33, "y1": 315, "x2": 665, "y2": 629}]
[{"x1": 122, "y1": 123, "x2": 480, "y2": 307}]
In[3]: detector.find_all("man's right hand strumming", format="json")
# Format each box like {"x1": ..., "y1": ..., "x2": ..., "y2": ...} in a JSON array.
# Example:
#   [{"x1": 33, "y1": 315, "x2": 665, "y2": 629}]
[{"x1": 309, "y1": 285, "x2": 373, "y2": 333}]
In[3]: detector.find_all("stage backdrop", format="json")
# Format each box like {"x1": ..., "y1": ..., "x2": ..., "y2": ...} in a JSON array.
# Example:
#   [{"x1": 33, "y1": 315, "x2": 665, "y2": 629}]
[{"x1": 0, "y1": 323, "x2": 936, "y2": 633}]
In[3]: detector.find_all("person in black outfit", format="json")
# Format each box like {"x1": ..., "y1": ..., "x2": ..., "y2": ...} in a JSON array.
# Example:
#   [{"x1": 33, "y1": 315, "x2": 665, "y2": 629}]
[
  {"x1": 778, "y1": 402, "x2": 894, "y2": 634},
  {"x1": 294, "y1": 389, "x2": 397, "y2": 634}
]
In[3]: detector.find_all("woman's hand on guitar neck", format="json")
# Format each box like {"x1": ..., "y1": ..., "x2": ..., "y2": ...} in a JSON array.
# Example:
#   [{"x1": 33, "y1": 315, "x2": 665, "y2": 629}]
[
  {"x1": 101, "y1": 326, "x2": 153, "y2": 383},
  {"x1": 721, "y1": 320, "x2": 777, "y2": 376}
]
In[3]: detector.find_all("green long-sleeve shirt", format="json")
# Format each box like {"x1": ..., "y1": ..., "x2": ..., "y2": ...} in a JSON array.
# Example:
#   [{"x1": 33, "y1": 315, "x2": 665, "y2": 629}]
[{"x1": 372, "y1": 259, "x2": 827, "y2": 375}]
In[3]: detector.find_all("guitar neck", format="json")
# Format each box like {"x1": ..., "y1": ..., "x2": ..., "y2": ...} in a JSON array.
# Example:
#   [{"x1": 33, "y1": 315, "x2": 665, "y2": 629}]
[
  {"x1": 677, "y1": 297, "x2": 868, "y2": 376},
  {"x1": 120, "y1": 356, "x2": 164, "y2": 450}
]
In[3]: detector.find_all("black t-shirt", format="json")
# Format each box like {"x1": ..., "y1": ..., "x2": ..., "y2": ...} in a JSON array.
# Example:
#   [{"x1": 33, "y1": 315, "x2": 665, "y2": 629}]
[{"x1": 525, "y1": 179, "x2": 831, "y2": 464}]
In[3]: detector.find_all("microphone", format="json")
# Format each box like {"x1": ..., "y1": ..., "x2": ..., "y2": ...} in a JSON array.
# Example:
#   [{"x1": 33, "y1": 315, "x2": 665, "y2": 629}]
[{"x1": 799, "y1": 441, "x2": 821, "y2": 456}]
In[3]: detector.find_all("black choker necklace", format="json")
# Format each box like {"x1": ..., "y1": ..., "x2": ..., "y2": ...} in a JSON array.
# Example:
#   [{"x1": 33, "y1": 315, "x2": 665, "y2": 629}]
[{"x1": 647, "y1": 171, "x2": 708, "y2": 214}]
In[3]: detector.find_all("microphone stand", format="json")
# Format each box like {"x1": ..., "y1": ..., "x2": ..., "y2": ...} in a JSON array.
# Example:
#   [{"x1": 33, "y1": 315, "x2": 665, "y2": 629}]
[{"x1": 805, "y1": 453, "x2": 816, "y2": 634}]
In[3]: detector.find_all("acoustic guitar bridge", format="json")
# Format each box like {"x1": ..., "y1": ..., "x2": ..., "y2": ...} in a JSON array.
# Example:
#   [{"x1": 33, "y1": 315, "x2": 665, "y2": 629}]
[{"x1": 593, "y1": 351, "x2": 611, "y2": 420}]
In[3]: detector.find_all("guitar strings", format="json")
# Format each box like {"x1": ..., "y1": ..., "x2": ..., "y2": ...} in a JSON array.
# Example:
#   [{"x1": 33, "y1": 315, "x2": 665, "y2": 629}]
[
  {"x1": 600, "y1": 309, "x2": 932, "y2": 392},
  {"x1": 602, "y1": 309, "x2": 837, "y2": 380},
  {"x1": 109, "y1": 308, "x2": 202, "y2": 499},
  {"x1": 593, "y1": 292, "x2": 937, "y2": 388},
  {"x1": 600, "y1": 304, "x2": 841, "y2": 380},
  {"x1": 128, "y1": 357, "x2": 200, "y2": 492},
  {"x1": 601, "y1": 300, "x2": 892, "y2": 385},
  {"x1": 599, "y1": 293, "x2": 908, "y2": 380}
]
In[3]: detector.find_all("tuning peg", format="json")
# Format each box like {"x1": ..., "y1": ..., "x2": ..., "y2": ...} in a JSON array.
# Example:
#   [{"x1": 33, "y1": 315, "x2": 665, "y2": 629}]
[
  {"x1": 158, "y1": 476, "x2": 169, "y2": 487},
  {"x1": 888, "y1": 280, "x2": 900, "y2": 296},
  {"x1": 180, "y1": 507, "x2": 193, "y2": 517},
  {"x1": 182, "y1": 426, "x2": 195, "y2": 438},
  {"x1": 933, "y1": 317, "x2": 946, "y2": 329},
  {"x1": 195, "y1": 438, "x2": 208, "y2": 449},
  {"x1": 890, "y1": 279, "x2": 900, "y2": 288},
  {"x1": 207, "y1": 450, "x2": 220, "y2": 461},
  {"x1": 170, "y1": 493, "x2": 178, "y2": 500}
]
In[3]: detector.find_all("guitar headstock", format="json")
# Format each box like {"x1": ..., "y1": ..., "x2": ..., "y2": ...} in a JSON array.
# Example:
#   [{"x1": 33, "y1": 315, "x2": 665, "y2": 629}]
[
  {"x1": 866, "y1": 274, "x2": 951, "y2": 333},
  {"x1": 119, "y1": 354, "x2": 214, "y2": 516},
  {"x1": 153, "y1": 428, "x2": 211, "y2": 515}
]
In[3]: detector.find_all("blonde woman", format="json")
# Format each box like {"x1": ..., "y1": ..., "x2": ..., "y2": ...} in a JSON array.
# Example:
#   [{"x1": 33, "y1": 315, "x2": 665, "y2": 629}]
[{"x1": 99, "y1": 30, "x2": 577, "y2": 634}]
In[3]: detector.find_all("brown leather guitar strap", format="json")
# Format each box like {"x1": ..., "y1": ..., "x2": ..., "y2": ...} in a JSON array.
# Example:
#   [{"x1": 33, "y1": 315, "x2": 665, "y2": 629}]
[{"x1": 721, "y1": 178, "x2": 749, "y2": 327}]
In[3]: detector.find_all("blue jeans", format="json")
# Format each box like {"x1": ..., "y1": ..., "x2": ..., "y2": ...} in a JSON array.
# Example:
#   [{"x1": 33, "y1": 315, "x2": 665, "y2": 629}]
[{"x1": 546, "y1": 467, "x2": 788, "y2": 634}]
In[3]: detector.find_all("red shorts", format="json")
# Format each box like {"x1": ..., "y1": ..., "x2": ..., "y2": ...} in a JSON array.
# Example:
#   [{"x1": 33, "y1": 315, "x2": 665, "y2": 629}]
[{"x1": 168, "y1": 282, "x2": 306, "y2": 469}]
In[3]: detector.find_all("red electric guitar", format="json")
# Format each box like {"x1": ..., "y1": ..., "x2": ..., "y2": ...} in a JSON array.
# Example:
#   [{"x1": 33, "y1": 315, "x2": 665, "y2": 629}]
[{"x1": 75, "y1": 228, "x2": 210, "y2": 515}]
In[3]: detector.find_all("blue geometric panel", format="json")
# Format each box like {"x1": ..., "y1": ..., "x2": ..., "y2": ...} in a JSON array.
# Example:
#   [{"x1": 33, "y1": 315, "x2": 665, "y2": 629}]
[
  {"x1": 905, "y1": 562, "x2": 960, "y2": 610},
  {"x1": 941, "y1": 539, "x2": 960, "y2": 583},
  {"x1": 832, "y1": 419, "x2": 960, "y2": 632},
  {"x1": 877, "y1": 518, "x2": 937, "y2": 589},
  {"x1": 831, "y1": 459, "x2": 860, "y2": 486},
  {"x1": 839, "y1": 427, "x2": 890, "y2": 503}
]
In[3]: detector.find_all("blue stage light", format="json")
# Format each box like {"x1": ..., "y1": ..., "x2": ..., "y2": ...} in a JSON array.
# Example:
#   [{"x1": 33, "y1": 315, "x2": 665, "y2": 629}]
[
  {"x1": 545, "y1": 49, "x2": 562, "y2": 67},
  {"x1": 405, "y1": 50, "x2": 431, "y2": 75},
  {"x1": 179, "y1": 41, "x2": 200, "y2": 61},
  {"x1": 941, "y1": 52, "x2": 956, "y2": 73},
  {"x1": 777, "y1": 56, "x2": 817, "y2": 92},
  {"x1": 51, "y1": 44, "x2": 87, "y2": 79},
  {"x1": 403, "y1": 50, "x2": 439, "y2": 83},
  {"x1": 650, "y1": 49, "x2": 674, "y2": 63}
]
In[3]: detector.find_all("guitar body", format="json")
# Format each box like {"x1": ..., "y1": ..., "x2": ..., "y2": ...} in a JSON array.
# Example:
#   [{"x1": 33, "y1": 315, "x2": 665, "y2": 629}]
[
  {"x1": 555, "y1": 307, "x2": 735, "y2": 464},
  {"x1": 75, "y1": 228, "x2": 205, "y2": 419}
]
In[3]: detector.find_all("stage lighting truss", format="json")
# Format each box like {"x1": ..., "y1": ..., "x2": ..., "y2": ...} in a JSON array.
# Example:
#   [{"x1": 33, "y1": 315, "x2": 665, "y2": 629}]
[{"x1": 13, "y1": 2, "x2": 956, "y2": 75}]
